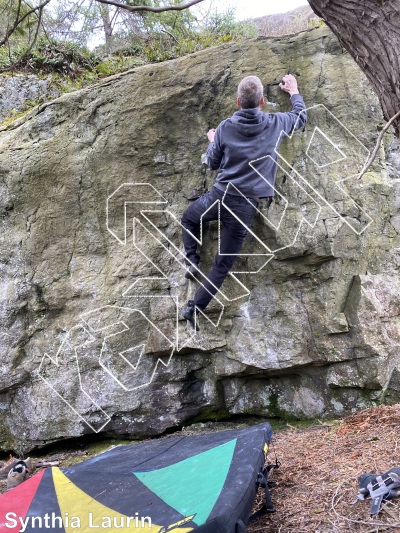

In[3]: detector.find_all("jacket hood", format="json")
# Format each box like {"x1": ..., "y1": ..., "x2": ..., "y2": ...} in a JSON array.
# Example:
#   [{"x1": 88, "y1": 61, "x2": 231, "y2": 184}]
[{"x1": 231, "y1": 108, "x2": 270, "y2": 137}]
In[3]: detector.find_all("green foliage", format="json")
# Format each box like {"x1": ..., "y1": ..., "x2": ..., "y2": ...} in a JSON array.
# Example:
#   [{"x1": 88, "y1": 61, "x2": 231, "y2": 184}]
[
  {"x1": 142, "y1": 32, "x2": 232, "y2": 63},
  {"x1": 140, "y1": 0, "x2": 196, "y2": 34},
  {"x1": 140, "y1": 6, "x2": 257, "y2": 63},
  {"x1": 43, "y1": 0, "x2": 103, "y2": 48},
  {"x1": 0, "y1": 37, "x2": 99, "y2": 75},
  {"x1": 201, "y1": 7, "x2": 257, "y2": 40},
  {"x1": 45, "y1": 54, "x2": 144, "y2": 98},
  {"x1": 0, "y1": 2, "x2": 257, "y2": 85},
  {"x1": 0, "y1": 0, "x2": 41, "y2": 45},
  {"x1": 91, "y1": 2, "x2": 257, "y2": 64},
  {"x1": 310, "y1": 17, "x2": 326, "y2": 28}
]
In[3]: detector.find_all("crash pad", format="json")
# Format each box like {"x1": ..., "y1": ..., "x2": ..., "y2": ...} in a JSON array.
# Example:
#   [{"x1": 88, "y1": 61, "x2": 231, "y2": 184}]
[{"x1": 0, "y1": 423, "x2": 272, "y2": 532}]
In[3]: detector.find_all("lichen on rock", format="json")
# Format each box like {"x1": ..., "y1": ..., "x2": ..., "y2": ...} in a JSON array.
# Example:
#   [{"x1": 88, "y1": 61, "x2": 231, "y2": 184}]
[{"x1": 0, "y1": 25, "x2": 399, "y2": 452}]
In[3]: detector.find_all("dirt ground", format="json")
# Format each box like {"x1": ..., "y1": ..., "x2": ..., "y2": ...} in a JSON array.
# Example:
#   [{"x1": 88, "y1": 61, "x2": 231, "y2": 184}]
[
  {"x1": 2, "y1": 405, "x2": 400, "y2": 532},
  {"x1": 248, "y1": 405, "x2": 400, "y2": 533}
]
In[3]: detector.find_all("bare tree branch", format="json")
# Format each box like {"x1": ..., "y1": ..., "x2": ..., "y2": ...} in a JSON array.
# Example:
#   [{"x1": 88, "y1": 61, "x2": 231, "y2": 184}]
[
  {"x1": 94, "y1": 0, "x2": 204, "y2": 14},
  {"x1": 162, "y1": 28, "x2": 178, "y2": 42},
  {"x1": 21, "y1": 2, "x2": 46, "y2": 58},
  {"x1": 0, "y1": 0, "x2": 52, "y2": 46},
  {"x1": 358, "y1": 109, "x2": 400, "y2": 180},
  {"x1": 110, "y1": 6, "x2": 120, "y2": 27},
  {"x1": 2, "y1": 0, "x2": 22, "y2": 47}
]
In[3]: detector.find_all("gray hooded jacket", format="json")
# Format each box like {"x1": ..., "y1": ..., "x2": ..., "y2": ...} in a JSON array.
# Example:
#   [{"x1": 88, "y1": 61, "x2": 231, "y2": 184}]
[{"x1": 206, "y1": 94, "x2": 307, "y2": 198}]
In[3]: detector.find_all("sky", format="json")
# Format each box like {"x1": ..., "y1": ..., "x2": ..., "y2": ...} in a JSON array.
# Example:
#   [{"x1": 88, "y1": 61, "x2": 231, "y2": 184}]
[
  {"x1": 195, "y1": 0, "x2": 310, "y2": 20},
  {"x1": 235, "y1": 0, "x2": 309, "y2": 19}
]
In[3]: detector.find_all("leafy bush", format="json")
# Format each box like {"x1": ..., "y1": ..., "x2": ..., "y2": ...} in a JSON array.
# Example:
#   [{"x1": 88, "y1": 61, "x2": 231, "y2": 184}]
[
  {"x1": 97, "y1": 3, "x2": 257, "y2": 64},
  {"x1": 141, "y1": 9, "x2": 257, "y2": 64},
  {"x1": 1, "y1": 37, "x2": 99, "y2": 76},
  {"x1": 201, "y1": 8, "x2": 257, "y2": 41},
  {"x1": 0, "y1": 5, "x2": 256, "y2": 80}
]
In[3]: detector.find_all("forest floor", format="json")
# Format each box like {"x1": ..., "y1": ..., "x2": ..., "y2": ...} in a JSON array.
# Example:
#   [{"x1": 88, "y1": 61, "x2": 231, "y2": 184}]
[
  {"x1": 248, "y1": 405, "x2": 400, "y2": 532},
  {"x1": 1, "y1": 404, "x2": 400, "y2": 532}
]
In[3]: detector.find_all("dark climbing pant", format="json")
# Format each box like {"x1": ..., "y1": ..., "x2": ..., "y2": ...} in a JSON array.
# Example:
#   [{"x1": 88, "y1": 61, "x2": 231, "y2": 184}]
[{"x1": 181, "y1": 186, "x2": 257, "y2": 311}]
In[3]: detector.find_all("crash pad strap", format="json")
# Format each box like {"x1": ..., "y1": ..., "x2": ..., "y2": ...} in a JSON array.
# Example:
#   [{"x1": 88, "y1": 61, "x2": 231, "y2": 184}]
[
  {"x1": 235, "y1": 519, "x2": 247, "y2": 532},
  {"x1": 248, "y1": 462, "x2": 280, "y2": 522}
]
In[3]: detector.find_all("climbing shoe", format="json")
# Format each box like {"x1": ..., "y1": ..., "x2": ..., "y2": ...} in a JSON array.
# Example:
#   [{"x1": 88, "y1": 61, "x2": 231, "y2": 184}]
[
  {"x1": 6, "y1": 459, "x2": 31, "y2": 491},
  {"x1": 181, "y1": 300, "x2": 199, "y2": 331},
  {"x1": 0, "y1": 455, "x2": 19, "y2": 480},
  {"x1": 185, "y1": 264, "x2": 200, "y2": 281}
]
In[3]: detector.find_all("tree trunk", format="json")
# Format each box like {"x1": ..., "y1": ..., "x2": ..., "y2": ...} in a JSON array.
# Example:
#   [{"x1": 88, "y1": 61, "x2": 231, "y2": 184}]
[
  {"x1": 100, "y1": 5, "x2": 113, "y2": 54},
  {"x1": 307, "y1": 0, "x2": 400, "y2": 136}
]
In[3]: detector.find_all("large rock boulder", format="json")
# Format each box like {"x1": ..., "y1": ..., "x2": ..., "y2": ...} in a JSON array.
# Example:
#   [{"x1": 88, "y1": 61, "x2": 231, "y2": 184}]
[
  {"x1": 0, "y1": 73, "x2": 59, "y2": 123},
  {"x1": 0, "y1": 26, "x2": 399, "y2": 452}
]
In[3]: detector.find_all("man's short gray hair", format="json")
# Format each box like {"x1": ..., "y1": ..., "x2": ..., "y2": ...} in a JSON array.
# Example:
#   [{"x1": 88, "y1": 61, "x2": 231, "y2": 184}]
[{"x1": 237, "y1": 76, "x2": 264, "y2": 109}]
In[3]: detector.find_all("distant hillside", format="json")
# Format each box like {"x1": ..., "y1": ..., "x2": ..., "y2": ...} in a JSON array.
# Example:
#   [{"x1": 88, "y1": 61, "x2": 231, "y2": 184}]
[{"x1": 253, "y1": 5, "x2": 322, "y2": 37}]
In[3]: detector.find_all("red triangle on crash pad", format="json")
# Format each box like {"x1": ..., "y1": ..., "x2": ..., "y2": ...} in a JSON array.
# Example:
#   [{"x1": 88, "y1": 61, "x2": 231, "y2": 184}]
[{"x1": 0, "y1": 469, "x2": 45, "y2": 532}]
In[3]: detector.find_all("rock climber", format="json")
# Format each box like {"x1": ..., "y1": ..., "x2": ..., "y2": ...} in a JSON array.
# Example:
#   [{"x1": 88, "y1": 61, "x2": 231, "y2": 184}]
[{"x1": 181, "y1": 74, "x2": 307, "y2": 329}]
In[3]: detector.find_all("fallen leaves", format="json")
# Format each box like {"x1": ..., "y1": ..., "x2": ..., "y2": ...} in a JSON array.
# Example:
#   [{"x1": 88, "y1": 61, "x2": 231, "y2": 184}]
[{"x1": 248, "y1": 404, "x2": 400, "y2": 532}]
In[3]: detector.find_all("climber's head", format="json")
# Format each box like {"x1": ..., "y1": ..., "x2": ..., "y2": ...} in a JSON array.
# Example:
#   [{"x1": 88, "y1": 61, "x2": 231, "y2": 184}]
[{"x1": 237, "y1": 76, "x2": 265, "y2": 109}]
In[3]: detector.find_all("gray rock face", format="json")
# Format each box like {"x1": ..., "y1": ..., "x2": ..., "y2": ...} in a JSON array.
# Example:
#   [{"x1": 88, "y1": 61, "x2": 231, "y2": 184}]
[
  {"x1": 0, "y1": 26, "x2": 399, "y2": 452},
  {"x1": 0, "y1": 74, "x2": 59, "y2": 123}
]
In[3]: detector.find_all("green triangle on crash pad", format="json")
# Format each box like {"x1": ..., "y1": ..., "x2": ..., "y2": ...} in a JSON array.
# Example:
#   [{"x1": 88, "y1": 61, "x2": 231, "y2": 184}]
[{"x1": 134, "y1": 438, "x2": 237, "y2": 526}]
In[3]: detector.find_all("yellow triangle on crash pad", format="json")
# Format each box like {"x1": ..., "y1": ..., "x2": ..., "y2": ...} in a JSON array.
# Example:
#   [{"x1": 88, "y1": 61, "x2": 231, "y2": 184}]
[{"x1": 52, "y1": 467, "x2": 194, "y2": 533}]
